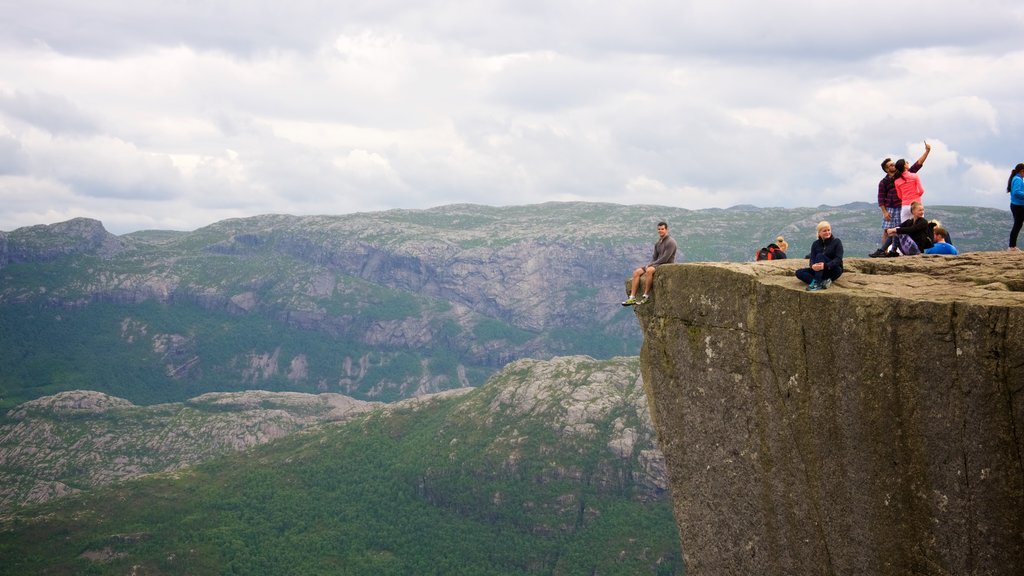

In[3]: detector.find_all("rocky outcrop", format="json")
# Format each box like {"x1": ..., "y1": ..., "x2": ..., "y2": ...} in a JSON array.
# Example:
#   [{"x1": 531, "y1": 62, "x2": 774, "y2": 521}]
[
  {"x1": 635, "y1": 252, "x2": 1024, "y2": 575},
  {"x1": 0, "y1": 356, "x2": 663, "y2": 521},
  {"x1": 0, "y1": 217, "x2": 127, "y2": 266},
  {"x1": 0, "y1": 389, "x2": 388, "y2": 512}
]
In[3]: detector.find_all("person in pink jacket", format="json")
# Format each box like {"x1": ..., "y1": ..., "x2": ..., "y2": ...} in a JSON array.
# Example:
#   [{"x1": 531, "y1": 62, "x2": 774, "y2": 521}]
[{"x1": 894, "y1": 141, "x2": 931, "y2": 222}]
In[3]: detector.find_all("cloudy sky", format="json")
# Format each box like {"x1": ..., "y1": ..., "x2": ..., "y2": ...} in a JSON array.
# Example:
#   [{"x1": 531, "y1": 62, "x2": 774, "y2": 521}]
[{"x1": 2, "y1": 1, "x2": 1023, "y2": 234}]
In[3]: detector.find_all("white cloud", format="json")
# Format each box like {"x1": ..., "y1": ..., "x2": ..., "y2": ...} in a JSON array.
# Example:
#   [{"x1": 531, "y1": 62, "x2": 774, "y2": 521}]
[{"x1": 1, "y1": 0, "x2": 1023, "y2": 234}]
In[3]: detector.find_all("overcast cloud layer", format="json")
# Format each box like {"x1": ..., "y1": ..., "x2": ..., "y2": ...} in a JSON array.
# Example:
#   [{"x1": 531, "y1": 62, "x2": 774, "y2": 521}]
[{"x1": 2, "y1": 1, "x2": 1023, "y2": 234}]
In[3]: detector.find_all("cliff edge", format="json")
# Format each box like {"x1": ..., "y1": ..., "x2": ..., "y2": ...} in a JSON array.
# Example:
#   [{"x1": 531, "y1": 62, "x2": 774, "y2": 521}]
[{"x1": 635, "y1": 252, "x2": 1024, "y2": 575}]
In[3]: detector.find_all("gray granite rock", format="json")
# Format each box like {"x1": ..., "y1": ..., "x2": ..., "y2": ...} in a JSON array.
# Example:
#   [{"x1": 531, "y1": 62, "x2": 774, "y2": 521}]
[{"x1": 635, "y1": 252, "x2": 1024, "y2": 576}]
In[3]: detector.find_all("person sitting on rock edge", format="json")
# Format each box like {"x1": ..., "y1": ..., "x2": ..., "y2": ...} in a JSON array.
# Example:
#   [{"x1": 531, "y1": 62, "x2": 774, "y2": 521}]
[
  {"x1": 795, "y1": 221, "x2": 843, "y2": 292},
  {"x1": 885, "y1": 201, "x2": 934, "y2": 255},
  {"x1": 924, "y1": 226, "x2": 958, "y2": 255},
  {"x1": 622, "y1": 221, "x2": 678, "y2": 306},
  {"x1": 774, "y1": 235, "x2": 789, "y2": 258}
]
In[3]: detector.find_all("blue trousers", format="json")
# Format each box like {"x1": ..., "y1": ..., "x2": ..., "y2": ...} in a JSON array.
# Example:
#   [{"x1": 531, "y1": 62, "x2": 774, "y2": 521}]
[{"x1": 795, "y1": 255, "x2": 843, "y2": 285}]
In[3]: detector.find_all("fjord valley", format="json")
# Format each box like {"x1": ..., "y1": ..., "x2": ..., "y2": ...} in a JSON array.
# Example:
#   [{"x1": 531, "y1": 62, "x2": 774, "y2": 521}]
[{"x1": 0, "y1": 201, "x2": 1014, "y2": 574}]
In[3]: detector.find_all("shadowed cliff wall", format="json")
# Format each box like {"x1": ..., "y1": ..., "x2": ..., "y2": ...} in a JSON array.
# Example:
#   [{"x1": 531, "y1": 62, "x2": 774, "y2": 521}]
[{"x1": 635, "y1": 253, "x2": 1024, "y2": 575}]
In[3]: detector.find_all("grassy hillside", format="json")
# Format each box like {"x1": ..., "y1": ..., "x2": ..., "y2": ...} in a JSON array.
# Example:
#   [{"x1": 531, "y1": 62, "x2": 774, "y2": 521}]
[{"x1": 0, "y1": 357, "x2": 682, "y2": 575}]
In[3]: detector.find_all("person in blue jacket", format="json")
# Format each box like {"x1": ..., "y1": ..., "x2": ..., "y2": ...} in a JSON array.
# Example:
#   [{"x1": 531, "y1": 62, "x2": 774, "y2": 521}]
[
  {"x1": 795, "y1": 221, "x2": 843, "y2": 291},
  {"x1": 1009, "y1": 163, "x2": 1024, "y2": 251},
  {"x1": 924, "y1": 227, "x2": 958, "y2": 255}
]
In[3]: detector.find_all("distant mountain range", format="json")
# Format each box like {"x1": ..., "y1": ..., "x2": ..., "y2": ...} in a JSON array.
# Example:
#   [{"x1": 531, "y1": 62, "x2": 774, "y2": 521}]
[{"x1": 0, "y1": 202, "x2": 1010, "y2": 409}]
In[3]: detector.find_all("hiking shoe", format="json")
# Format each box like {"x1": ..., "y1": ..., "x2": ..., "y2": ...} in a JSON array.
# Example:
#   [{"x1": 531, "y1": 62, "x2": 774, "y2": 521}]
[
  {"x1": 884, "y1": 250, "x2": 900, "y2": 257},
  {"x1": 621, "y1": 296, "x2": 637, "y2": 306},
  {"x1": 806, "y1": 281, "x2": 819, "y2": 292},
  {"x1": 637, "y1": 295, "x2": 650, "y2": 305},
  {"x1": 868, "y1": 248, "x2": 886, "y2": 258},
  {"x1": 820, "y1": 278, "x2": 832, "y2": 290}
]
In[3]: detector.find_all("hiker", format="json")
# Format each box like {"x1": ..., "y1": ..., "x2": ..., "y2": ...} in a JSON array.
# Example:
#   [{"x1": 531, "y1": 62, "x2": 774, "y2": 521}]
[
  {"x1": 775, "y1": 236, "x2": 789, "y2": 258},
  {"x1": 871, "y1": 142, "x2": 931, "y2": 257},
  {"x1": 894, "y1": 141, "x2": 932, "y2": 222},
  {"x1": 924, "y1": 226, "x2": 958, "y2": 255},
  {"x1": 885, "y1": 201, "x2": 934, "y2": 255},
  {"x1": 755, "y1": 236, "x2": 788, "y2": 261},
  {"x1": 622, "y1": 221, "x2": 678, "y2": 306},
  {"x1": 795, "y1": 221, "x2": 843, "y2": 292},
  {"x1": 929, "y1": 219, "x2": 953, "y2": 246},
  {"x1": 1008, "y1": 162, "x2": 1024, "y2": 251}
]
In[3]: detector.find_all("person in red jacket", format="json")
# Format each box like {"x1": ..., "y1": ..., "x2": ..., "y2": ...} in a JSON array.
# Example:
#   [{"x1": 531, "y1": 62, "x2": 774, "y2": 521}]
[
  {"x1": 894, "y1": 141, "x2": 932, "y2": 222},
  {"x1": 871, "y1": 142, "x2": 930, "y2": 257}
]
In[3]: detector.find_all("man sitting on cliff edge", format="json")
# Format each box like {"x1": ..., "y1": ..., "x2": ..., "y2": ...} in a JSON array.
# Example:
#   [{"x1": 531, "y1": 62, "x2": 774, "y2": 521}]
[{"x1": 623, "y1": 221, "x2": 678, "y2": 306}]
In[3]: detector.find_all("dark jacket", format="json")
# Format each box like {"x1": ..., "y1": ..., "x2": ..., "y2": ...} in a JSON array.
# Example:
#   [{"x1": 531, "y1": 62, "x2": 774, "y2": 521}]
[
  {"x1": 895, "y1": 217, "x2": 935, "y2": 252},
  {"x1": 808, "y1": 236, "x2": 843, "y2": 271}
]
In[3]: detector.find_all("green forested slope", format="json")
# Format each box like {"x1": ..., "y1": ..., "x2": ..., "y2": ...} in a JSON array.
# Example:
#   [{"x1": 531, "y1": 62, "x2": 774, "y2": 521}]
[{"x1": 0, "y1": 357, "x2": 682, "y2": 575}]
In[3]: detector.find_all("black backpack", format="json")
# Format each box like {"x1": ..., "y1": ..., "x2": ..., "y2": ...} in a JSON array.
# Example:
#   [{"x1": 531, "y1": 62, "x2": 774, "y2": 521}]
[{"x1": 755, "y1": 244, "x2": 781, "y2": 261}]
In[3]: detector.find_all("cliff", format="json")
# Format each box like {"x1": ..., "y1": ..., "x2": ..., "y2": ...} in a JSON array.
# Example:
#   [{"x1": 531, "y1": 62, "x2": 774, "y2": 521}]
[{"x1": 635, "y1": 252, "x2": 1024, "y2": 575}]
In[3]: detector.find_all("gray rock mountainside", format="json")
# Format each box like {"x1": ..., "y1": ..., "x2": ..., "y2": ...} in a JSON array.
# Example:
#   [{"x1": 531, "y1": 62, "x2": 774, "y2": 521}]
[
  {"x1": 635, "y1": 252, "x2": 1024, "y2": 575},
  {"x1": 0, "y1": 202, "x2": 1009, "y2": 406},
  {"x1": 0, "y1": 389, "x2": 386, "y2": 513},
  {"x1": 0, "y1": 356, "x2": 667, "y2": 517}
]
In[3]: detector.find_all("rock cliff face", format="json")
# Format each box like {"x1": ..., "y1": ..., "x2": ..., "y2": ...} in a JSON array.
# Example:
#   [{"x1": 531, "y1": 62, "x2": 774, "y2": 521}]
[{"x1": 635, "y1": 252, "x2": 1024, "y2": 575}]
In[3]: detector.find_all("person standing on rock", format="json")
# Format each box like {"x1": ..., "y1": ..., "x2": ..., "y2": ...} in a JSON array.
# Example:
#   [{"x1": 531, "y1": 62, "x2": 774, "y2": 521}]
[
  {"x1": 622, "y1": 221, "x2": 677, "y2": 306},
  {"x1": 795, "y1": 221, "x2": 843, "y2": 292},
  {"x1": 1008, "y1": 163, "x2": 1024, "y2": 251},
  {"x1": 871, "y1": 145, "x2": 929, "y2": 257},
  {"x1": 894, "y1": 141, "x2": 932, "y2": 223}
]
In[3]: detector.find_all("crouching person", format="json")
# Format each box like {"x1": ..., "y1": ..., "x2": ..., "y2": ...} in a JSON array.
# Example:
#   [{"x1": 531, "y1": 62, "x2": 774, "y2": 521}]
[
  {"x1": 796, "y1": 221, "x2": 844, "y2": 292},
  {"x1": 924, "y1": 226, "x2": 958, "y2": 255}
]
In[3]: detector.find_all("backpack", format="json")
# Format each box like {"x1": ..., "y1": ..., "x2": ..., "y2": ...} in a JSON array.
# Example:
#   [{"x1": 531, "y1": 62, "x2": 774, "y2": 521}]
[{"x1": 755, "y1": 244, "x2": 781, "y2": 261}]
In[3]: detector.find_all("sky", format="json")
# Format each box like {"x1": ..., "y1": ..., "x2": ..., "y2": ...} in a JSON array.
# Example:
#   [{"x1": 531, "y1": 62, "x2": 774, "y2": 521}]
[{"x1": 1, "y1": 1, "x2": 1023, "y2": 234}]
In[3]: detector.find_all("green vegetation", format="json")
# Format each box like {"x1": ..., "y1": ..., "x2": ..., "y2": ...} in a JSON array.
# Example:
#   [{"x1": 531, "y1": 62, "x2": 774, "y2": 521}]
[
  {"x1": 471, "y1": 317, "x2": 534, "y2": 345},
  {"x1": 0, "y1": 390, "x2": 683, "y2": 575},
  {"x1": 0, "y1": 299, "x2": 486, "y2": 409}
]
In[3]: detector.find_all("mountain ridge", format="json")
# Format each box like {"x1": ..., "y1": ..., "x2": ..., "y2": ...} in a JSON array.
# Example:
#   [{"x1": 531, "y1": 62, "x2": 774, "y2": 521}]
[{"x1": 0, "y1": 202, "x2": 1012, "y2": 409}]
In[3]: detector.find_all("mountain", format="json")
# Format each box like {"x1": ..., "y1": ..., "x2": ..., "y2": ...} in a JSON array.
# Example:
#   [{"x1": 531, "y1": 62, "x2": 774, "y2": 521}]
[
  {"x1": 0, "y1": 388, "x2": 387, "y2": 512},
  {"x1": 0, "y1": 202, "x2": 1010, "y2": 409},
  {"x1": 0, "y1": 356, "x2": 683, "y2": 575}
]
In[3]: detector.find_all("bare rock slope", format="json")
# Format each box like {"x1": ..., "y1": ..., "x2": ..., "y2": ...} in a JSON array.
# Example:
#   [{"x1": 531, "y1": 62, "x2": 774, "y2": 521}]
[{"x1": 635, "y1": 252, "x2": 1024, "y2": 575}]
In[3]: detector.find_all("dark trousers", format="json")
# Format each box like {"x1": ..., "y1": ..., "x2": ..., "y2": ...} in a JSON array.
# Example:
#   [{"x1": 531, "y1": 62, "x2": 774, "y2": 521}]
[
  {"x1": 1011, "y1": 204, "x2": 1024, "y2": 248},
  {"x1": 796, "y1": 255, "x2": 843, "y2": 285}
]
